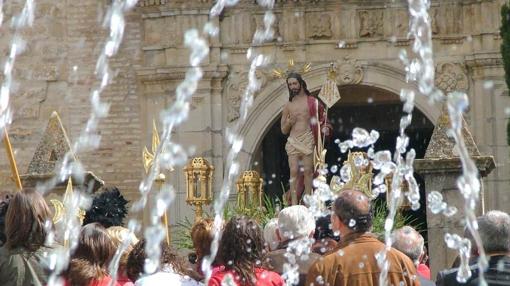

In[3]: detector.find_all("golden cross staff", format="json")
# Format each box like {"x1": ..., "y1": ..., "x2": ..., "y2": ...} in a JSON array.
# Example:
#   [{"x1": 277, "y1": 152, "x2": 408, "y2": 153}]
[
  {"x1": 3, "y1": 128, "x2": 22, "y2": 191},
  {"x1": 143, "y1": 120, "x2": 171, "y2": 245},
  {"x1": 315, "y1": 63, "x2": 341, "y2": 176}
]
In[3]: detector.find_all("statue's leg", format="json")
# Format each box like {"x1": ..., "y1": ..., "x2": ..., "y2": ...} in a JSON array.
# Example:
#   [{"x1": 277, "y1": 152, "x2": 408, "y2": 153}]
[
  {"x1": 302, "y1": 153, "x2": 314, "y2": 198},
  {"x1": 288, "y1": 154, "x2": 300, "y2": 205}
]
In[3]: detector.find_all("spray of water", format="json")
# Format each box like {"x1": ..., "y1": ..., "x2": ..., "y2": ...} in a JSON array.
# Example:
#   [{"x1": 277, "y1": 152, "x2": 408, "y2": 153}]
[
  {"x1": 375, "y1": 0, "x2": 441, "y2": 284},
  {"x1": 201, "y1": 1, "x2": 275, "y2": 283},
  {"x1": 107, "y1": 27, "x2": 212, "y2": 282},
  {"x1": 0, "y1": 0, "x2": 34, "y2": 137},
  {"x1": 445, "y1": 91, "x2": 488, "y2": 285},
  {"x1": 41, "y1": 1, "x2": 139, "y2": 285}
]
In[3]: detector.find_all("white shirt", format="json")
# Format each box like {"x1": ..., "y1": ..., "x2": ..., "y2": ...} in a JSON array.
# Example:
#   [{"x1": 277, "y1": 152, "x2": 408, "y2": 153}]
[{"x1": 135, "y1": 271, "x2": 202, "y2": 286}]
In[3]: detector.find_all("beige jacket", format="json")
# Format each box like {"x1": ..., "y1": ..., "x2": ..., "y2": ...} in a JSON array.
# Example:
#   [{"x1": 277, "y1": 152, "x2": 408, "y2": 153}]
[{"x1": 305, "y1": 233, "x2": 420, "y2": 286}]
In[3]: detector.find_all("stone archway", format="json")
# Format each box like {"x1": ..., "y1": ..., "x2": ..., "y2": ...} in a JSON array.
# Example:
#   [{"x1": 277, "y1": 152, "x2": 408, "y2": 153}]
[{"x1": 237, "y1": 62, "x2": 440, "y2": 171}]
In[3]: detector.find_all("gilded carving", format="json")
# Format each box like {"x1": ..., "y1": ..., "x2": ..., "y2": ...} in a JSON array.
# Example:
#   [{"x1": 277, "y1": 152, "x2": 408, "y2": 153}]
[
  {"x1": 225, "y1": 67, "x2": 268, "y2": 122},
  {"x1": 335, "y1": 57, "x2": 363, "y2": 85},
  {"x1": 435, "y1": 63, "x2": 468, "y2": 93},
  {"x1": 359, "y1": 10, "x2": 383, "y2": 38},
  {"x1": 308, "y1": 13, "x2": 332, "y2": 39}
]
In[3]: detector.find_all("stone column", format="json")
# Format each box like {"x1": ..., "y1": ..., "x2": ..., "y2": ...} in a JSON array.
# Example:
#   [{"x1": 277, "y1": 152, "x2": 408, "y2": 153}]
[{"x1": 415, "y1": 106, "x2": 495, "y2": 278}]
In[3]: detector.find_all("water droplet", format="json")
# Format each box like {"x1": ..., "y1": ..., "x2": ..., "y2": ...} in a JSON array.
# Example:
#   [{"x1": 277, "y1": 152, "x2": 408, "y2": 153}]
[
  {"x1": 330, "y1": 165, "x2": 338, "y2": 173},
  {"x1": 483, "y1": 80, "x2": 494, "y2": 89},
  {"x1": 340, "y1": 164, "x2": 352, "y2": 182},
  {"x1": 338, "y1": 41, "x2": 346, "y2": 48},
  {"x1": 337, "y1": 249, "x2": 345, "y2": 256},
  {"x1": 349, "y1": 219, "x2": 356, "y2": 227},
  {"x1": 358, "y1": 262, "x2": 365, "y2": 269}
]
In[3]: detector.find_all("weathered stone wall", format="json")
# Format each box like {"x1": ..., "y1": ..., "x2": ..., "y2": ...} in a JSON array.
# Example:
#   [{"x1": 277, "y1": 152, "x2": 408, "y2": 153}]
[{"x1": 0, "y1": 0, "x2": 509, "y2": 228}]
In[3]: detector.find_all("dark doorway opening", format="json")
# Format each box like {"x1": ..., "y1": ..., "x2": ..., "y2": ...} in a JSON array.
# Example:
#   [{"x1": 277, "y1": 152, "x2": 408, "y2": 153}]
[{"x1": 255, "y1": 85, "x2": 434, "y2": 239}]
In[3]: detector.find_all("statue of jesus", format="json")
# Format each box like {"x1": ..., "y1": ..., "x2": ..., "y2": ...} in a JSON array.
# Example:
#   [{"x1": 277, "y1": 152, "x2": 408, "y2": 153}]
[{"x1": 281, "y1": 72, "x2": 330, "y2": 205}]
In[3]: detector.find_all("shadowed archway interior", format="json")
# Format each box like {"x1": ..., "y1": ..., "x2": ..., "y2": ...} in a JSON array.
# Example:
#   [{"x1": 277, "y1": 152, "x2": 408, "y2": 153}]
[{"x1": 254, "y1": 84, "x2": 434, "y2": 235}]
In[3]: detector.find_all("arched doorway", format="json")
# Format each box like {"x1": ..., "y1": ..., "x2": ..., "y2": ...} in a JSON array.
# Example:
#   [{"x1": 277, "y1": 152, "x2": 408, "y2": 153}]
[{"x1": 253, "y1": 84, "x2": 434, "y2": 233}]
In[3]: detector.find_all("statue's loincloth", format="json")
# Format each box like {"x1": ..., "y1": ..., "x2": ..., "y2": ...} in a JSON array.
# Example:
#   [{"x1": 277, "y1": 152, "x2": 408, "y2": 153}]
[{"x1": 285, "y1": 130, "x2": 314, "y2": 156}]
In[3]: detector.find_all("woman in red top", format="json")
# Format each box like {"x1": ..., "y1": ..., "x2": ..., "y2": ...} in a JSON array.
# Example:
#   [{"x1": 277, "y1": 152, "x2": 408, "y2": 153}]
[
  {"x1": 65, "y1": 223, "x2": 120, "y2": 286},
  {"x1": 208, "y1": 216, "x2": 283, "y2": 286}
]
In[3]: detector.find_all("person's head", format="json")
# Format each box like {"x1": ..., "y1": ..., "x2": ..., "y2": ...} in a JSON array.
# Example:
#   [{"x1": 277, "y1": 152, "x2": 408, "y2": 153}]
[
  {"x1": 277, "y1": 205, "x2": 315, "y2": 242},
  {"x1": 263, "y1": 218, "x2": 279, "y2": 251},
  {"x1": 126, "y1": 239, "x2": 187, "y2": 282},
  {"x1": 68, "y1": 223, "x2": 116, "y2": 286},
  {"x1": 331, "y1": 189, "x2": 372, "y2": 237},
  {"x1": 476, "y1": 210, "x2": 510, "y2": 254},
  {"x1": 0, "y1": 191, "x2": 14, "y2": 246},
  {"x1": 313, "y1": 214, "x2": 339, "y2": 242},
  {"x1": 191, "y1": 218, "x2": 215, "y2": 261},
  {"x1": 106, "y1": 226, "x2": 139, "y2": 273},
  {"x1": 392, "y1": 226, "x2": 424, "y2": 265},
  {"x1": 218, "y1": 216, "x2": 266, "y2": 286},
  {"x1": 74, "y1": 223, "x2": 115, "y2": 266},
  {"x1": 286, "y1": 72, "x2": 310, "y2": 101},
  {"x1": 5, "y1": 189, "x2": 52, "y2": 251}
]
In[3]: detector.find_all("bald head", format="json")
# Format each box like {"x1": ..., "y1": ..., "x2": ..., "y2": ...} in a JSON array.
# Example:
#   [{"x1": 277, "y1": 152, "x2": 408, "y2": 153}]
[
  {"x1": 392, "y1": 226, "x2": 424, "y2": 264},
  {"x1": 333, "y1": 189, "x2": 372, "y2": 233}
]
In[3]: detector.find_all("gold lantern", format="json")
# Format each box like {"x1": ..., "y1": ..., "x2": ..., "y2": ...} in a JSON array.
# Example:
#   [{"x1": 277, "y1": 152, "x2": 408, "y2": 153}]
[
  {"x1": 236, "y1": 170, "x2": 263, "y2": 210},
  {"x1": 184, "y1": 157, "x2": 214, "y2": 222}
]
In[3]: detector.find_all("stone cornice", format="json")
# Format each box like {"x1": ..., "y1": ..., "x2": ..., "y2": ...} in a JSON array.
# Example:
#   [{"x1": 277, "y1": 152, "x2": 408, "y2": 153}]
[
  {"x1": 414, "y1": 156, "x2": 496, "y2": 177},
  {"x1": 465, "y1": 53, "x2": 504, "y2": 69},
  {"x1": 136, "y1": 65, "x2": 229, "y2": 83}
]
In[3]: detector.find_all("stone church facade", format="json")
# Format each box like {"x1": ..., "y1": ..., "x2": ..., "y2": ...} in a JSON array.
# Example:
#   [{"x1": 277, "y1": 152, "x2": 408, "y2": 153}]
[{"x1": 0, "y1": 0, "x2": 508, "y2": 254}]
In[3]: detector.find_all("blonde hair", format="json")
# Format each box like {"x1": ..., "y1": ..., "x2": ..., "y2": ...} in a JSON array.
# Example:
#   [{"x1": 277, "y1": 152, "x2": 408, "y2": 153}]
[{"x1": 106, "y1": 226, "x2": 139, "y2": 270}]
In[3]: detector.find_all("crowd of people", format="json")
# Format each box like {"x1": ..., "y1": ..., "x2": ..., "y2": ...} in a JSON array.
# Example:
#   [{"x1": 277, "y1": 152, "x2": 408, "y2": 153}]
[{"x1": 0, "y1": 188, "x2": 509, "y2": 286}]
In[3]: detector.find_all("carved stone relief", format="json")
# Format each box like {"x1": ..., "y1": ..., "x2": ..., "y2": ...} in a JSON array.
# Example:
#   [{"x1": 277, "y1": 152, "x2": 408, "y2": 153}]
[
  {"x1": 394, "y1": 9, "x2": 409, "y2": 38},
  {"x1": 251, "y1": 14, "x2": 280, "y2": 42},
  {"x1": 307, "y1": 13, "x2": 332, "y2": 39},
  {"x1": 15, "y1": 87, "x2": 47, "y2": 120},
  {"x1": 434, "y1": 63, "x2": 469, "y2": 93},
  {"x1": 431, "y1": 8, "x2": 439, "y2": 35},
  {"x1": 335, "y1": 57, "x2": 363, "y2": 85},
  {"x1": 358, "y1": 10, "x2": 383, "y2": 38},
  {"x1": 138, "y1": 0, "x2": 167, "y2": 7},
  {"x1": 225, "y1": 67, "x2": 268, "y2": 122}
]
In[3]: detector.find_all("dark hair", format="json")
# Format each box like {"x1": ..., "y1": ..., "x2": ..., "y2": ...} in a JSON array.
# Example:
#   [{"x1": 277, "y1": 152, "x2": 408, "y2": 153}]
[
  {"x1": 313, "y1": 215, "x2": 339, "y2": 241},
  {"x1": 0, "y1": 191, "x2": 14, "y2": 246},
  {"x1": 5, "y1": 189, "x2": 51, "y2": 251},
  {"x1": 286, "y1": 72, "x2": 311, "y2": 101},
  {"x1": 217, "y1": 216, "x2": 267, "y2": 286},
  {"x1": 333, "y1": 190, "x2": 373, "y2": 233},
  {"x1": 126, "y1": 239, "x2": 187, "y2": 281},
  {"x1": 67, "y1": 223, "x2": 115, "y2": 286}
]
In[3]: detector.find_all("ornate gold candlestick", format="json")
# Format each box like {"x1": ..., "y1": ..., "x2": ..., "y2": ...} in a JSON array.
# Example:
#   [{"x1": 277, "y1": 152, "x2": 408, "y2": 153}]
[
  {"x1": 236, "y1": 170, "x2": 263, "y2": 210},
  {"x1": 184, "y1": 157, "x2": 214, "y2": 222},
  {"x1": 142, "y1": 120, "x2": 171, "y2": 245}
]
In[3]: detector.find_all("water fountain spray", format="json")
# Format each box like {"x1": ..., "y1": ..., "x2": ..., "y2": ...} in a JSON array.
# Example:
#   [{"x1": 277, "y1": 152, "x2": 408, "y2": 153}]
[
  {"x1": 42, "y1": 1, "x2": 139, "y2": 285},
  {"x1": 201, "y1": 1, "x2": 275, "y2": 283},
  {"x1": 0, "y1": 0, "x2": 34, "y2": 139}
]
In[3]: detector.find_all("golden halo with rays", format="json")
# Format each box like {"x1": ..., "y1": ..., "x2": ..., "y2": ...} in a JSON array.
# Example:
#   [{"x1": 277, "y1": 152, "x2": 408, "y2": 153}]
[{"x1": 271, "y1": 59, "x2": 312, "y2": 79}]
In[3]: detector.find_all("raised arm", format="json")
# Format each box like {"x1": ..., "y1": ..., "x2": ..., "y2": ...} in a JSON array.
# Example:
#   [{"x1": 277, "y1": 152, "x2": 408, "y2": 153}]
[{"x1": 281, "y1": 104, "x2": 292, "y2": 135}]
